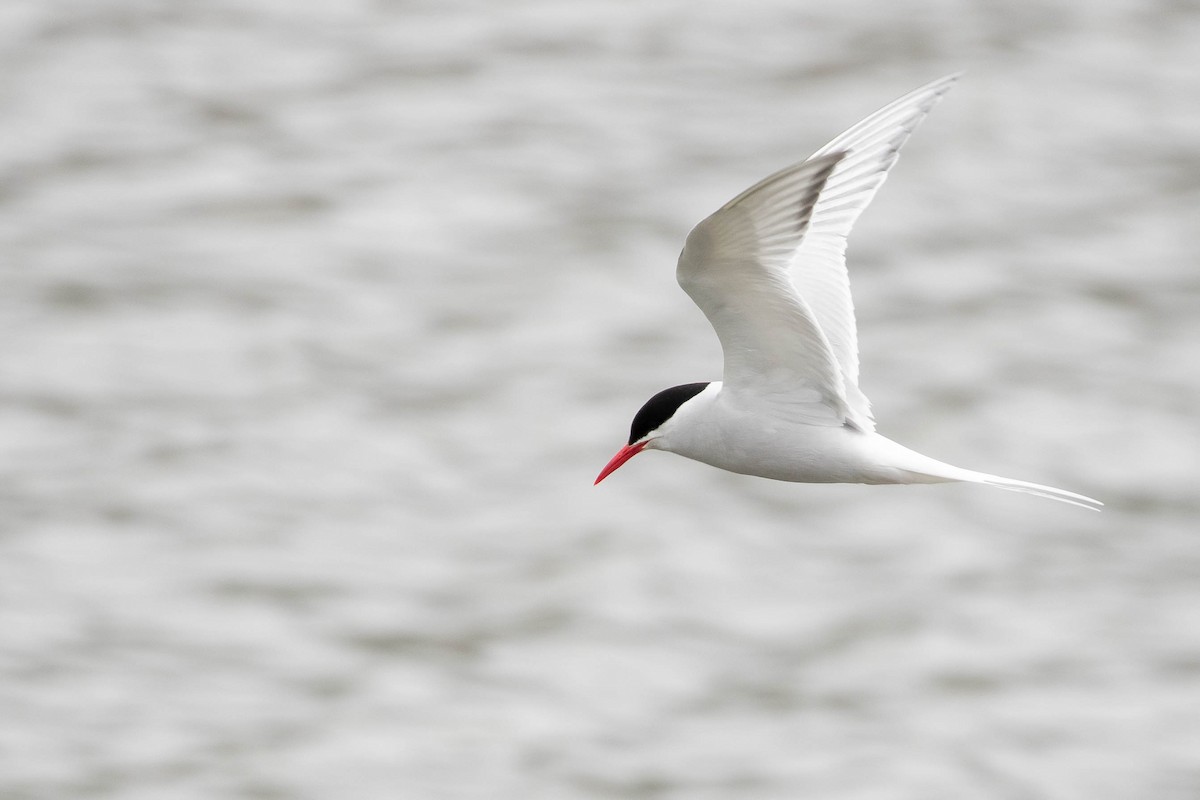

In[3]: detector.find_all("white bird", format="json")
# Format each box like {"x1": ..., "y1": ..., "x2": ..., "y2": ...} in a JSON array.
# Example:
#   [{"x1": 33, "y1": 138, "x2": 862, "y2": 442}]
[{"x1": 595, "y1": 74, "x2": 1101, "y2": 510}]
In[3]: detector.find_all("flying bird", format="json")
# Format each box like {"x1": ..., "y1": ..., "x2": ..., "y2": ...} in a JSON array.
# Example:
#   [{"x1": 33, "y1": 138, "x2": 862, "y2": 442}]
[{"x1": 595, "y1": 75, "x2": 1101, "y2": 510}]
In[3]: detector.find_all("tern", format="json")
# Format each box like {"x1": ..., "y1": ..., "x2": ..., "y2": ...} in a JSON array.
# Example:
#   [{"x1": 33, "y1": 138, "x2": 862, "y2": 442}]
[{"x1": 595, "y1": 75, "x2": 1101, "y2": 510}]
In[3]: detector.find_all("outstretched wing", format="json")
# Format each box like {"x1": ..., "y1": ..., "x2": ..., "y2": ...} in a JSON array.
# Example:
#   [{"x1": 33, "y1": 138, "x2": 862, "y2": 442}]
[
  {"x1": 677, "y1": 153, "x2": 852, "y2": 426},
  {"x1": 792, "y1": 73, "x2": 961, "y2": 429}
]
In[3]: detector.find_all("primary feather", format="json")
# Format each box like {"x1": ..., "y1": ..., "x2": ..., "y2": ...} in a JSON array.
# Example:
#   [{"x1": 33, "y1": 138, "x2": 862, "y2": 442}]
[{"x1": 796, "y1": 73, "x2": 961, "y2": 429}]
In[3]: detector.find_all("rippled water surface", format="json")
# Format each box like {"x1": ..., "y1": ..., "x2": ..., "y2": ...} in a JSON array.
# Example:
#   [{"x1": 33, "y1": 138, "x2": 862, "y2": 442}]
[{"x1": 2, "y1": 1, "x2": 1199, "y2": 798}]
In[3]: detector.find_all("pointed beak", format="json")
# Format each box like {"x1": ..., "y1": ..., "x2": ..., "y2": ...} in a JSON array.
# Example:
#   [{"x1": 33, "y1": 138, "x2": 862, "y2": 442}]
[{"x1": 594, "y1": 441, "x2": 648, "y2": 485}]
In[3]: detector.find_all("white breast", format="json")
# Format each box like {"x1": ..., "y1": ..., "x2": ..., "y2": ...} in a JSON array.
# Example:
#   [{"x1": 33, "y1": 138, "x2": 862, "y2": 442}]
[{"x1": 649, "y1": 383, "x2": 898, "y2": 484}]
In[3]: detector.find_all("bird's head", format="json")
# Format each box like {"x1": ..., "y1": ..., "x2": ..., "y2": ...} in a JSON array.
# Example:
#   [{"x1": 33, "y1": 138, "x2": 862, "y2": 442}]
[{"x1": 594, "y1": 382, "x2": 712, "y2": 484}]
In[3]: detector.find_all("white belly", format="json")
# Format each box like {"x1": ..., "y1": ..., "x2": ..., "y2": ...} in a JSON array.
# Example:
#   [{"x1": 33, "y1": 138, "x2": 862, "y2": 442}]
[{"x1": 652, "y1": 386, "x2": 953, "y2": 485}]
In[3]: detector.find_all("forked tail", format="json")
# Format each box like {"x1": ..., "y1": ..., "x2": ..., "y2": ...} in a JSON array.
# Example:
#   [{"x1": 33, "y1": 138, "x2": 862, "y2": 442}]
[
  {"x1": 875, "y1": 437, "x2": 1103, "y2": 511},
  {"x1": 958, "y1": 470, "x2": 1103, "y2": 511}
]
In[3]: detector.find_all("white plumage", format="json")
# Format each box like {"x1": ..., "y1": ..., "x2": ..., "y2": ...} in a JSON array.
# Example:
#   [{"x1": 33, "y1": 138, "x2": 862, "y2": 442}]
[{"x1": 597, "y1": 75, "x2": 1102, "y2": 510}]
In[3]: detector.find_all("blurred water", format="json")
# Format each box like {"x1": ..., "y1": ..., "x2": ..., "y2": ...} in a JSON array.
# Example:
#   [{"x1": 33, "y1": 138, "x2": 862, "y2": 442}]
[{"x1": 2, "y1": 1, "x2": 1199, "y2": 798}]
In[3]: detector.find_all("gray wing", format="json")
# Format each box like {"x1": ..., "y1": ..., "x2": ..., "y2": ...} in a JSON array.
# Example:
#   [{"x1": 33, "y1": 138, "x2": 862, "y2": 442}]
[
  {"x1": 677, "y1": 153, "x2": 852, "y2": 426},
  {"x1": 791, "y1": 73, "x2": 961, "y2": 430}
]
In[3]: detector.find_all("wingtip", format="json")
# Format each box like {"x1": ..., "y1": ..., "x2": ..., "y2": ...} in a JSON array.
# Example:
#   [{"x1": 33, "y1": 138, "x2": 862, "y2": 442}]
[{"x1": 903, "y1": 72, "x2": 964, "y2": 105}]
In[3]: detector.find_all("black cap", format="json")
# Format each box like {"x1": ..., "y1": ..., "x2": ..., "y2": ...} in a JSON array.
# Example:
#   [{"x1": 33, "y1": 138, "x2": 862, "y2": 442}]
[{"x1": 628, "y1": 382, "x2": 710, "y2": 444}]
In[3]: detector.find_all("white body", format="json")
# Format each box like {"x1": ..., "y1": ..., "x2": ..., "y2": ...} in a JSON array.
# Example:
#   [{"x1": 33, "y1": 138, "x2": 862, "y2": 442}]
[
  {"x1": 602, "y1": 74, "x2": 1101, "y2": 510},
  {"x1": 654, "y1": 382, "x2": 934, "y2": 485},
  {"x1": 651, "y1": 382, "x2": 1099, "y2": 508}
]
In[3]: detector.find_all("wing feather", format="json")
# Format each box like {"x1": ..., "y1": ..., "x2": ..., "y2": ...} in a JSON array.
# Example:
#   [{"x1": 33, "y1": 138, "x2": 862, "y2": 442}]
[
  {"x1": 792, "y1": 74, "x2": 961, "y2": 429},
  {"x1": 677, "y1": 153, "x2": 851, "y2": 426},
  {"x1": 675, "y1": 75, "x2": 960, "y2": 430}
]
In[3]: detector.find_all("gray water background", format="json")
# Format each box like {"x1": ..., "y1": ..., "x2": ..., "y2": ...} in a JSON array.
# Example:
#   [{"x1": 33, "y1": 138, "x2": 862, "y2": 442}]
[{"x1": 2, "y1": 1, "x2": 1199, "y2": 798}]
